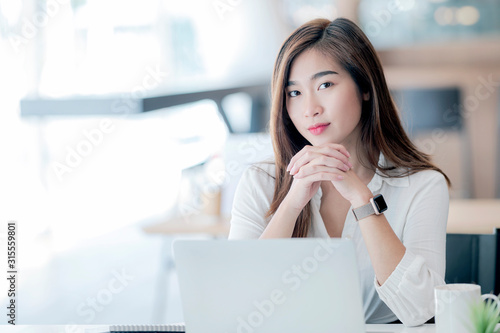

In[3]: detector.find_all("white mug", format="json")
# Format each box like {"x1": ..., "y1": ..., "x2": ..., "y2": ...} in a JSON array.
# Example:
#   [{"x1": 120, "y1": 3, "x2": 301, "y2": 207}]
[{"x1": 435, "y1": 284, "x2": 499, "y2": 333}]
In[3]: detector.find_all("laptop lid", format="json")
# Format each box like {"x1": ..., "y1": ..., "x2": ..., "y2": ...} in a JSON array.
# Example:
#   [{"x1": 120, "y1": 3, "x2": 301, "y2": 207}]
[{"x1": 173, "y1": 238, "x2": 366, "y2": 333}]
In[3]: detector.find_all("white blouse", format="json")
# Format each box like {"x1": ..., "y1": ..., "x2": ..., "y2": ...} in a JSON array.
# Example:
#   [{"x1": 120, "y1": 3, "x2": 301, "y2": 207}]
[{"x1": 228, "y1": 156, "x2": 449, "y2": 326}]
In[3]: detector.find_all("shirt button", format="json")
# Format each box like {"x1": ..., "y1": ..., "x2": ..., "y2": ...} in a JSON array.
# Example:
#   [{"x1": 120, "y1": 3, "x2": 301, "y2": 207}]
[{"x1": 344, "y1": 235, "x2": 352, "y2": 240}]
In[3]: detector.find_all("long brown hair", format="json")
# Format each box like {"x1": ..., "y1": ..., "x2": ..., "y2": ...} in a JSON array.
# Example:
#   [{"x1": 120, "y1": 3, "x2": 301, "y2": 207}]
[{"x1": 267, "y1": 17, "x2": 450, "y2": 238}]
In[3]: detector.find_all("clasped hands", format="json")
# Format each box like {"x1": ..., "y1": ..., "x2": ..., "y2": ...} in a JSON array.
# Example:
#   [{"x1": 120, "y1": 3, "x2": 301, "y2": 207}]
[{"x1": 285, "y1": 143, "x2": 372, "y2": 211}]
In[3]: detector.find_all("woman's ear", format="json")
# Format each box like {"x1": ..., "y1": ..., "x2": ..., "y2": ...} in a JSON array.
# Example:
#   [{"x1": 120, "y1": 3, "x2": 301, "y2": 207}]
[{"x1": 363, "y1": 92, "x2": 370, "y2": 101}]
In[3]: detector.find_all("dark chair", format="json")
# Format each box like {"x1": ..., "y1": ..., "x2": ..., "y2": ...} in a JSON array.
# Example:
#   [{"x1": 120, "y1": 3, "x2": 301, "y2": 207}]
[{"x1": 445, "y1": 229, "x2": 500, "y2": 294}]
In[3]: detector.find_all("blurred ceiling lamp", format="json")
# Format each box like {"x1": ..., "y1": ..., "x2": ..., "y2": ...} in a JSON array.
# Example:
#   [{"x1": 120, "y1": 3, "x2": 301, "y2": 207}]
[
  {"x1": 434, "y1": 5, "x2": 480, "y2": 26},
  {"x1": 456, "y1": 6, "x2": 480, "y2": 26}
]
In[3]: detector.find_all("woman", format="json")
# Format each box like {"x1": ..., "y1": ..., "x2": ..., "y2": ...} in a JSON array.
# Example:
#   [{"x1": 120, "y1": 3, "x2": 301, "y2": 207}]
[{"x1": 228, "y1": 17, "x2": 450, "y2": 326}]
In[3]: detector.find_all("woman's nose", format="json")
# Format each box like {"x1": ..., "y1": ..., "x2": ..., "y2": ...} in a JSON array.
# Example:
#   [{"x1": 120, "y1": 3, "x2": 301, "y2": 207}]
[{"x1": 304, "y1": 95, "x2": 323, "y2": 117}]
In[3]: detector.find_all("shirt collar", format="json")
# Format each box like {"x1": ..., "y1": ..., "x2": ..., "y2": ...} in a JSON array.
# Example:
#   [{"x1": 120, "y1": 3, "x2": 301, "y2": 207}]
[{"x1": 369, "y1": 153, "x2": 410, "y2": 192}]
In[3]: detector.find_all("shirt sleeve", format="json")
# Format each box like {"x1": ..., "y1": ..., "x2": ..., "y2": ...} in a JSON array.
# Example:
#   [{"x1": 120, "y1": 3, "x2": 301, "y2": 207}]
[
  {"x1": 374, "y1": 170, "x2": 449, "y2": 326},
  {"x1": 228, "y1": 164, "x2": 275, "y2": 240}
]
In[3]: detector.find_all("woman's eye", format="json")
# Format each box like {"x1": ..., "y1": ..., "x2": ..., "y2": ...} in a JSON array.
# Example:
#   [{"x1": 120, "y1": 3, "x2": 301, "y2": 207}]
[
  {"x1": 287, "y1": 90, "x2": 300, "y2": 97},
  {"x1": 319, "y1": 82, "x2": 333, "y2": 90}
]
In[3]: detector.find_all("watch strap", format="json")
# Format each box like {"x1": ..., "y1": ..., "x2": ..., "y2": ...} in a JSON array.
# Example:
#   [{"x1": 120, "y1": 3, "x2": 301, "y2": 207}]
[{"x1": 352, "y1": 202, "x2": 375, "y2": 221}]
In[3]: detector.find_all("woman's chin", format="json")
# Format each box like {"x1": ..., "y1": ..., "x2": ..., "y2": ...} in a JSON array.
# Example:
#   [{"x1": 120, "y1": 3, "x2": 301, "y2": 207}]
[{"x1": 310, "y1": 137, "x2": 338, "y2": 147}]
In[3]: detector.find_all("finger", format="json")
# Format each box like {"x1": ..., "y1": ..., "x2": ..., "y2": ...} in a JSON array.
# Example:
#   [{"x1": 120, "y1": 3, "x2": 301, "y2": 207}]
[
  {"x1": 294, "y1": 164, "x2": 347, "y2": 179},
  {"x1": 316, "y1": 144, "x2": 351, "y2": 166},
  {"x1": 287, "y1": 145, "x2": 312, "y2": 172},
  {"x1": 289, "y1": 150, "x2": 324, "y2": 175},
  {"x1": 322, "y1": 143, "x2": 350, "y2": 159},
  {"x1": 287, "y1": 144, "x2": 351, "y2": 172},
  {"x1": 315, "y1": 148, "x2": 352, "y2": 168},
  {"x1": 294, "y1": 169, "x2": 345, "y2": 182},
  {"x1": 290, "y1": 150, "x2": 351, "y2": 175}
]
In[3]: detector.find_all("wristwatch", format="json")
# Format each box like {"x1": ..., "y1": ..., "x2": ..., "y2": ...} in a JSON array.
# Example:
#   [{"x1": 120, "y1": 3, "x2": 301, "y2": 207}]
[{"x1": 352, "y1": 194, "x2": 388, "y2": 221}]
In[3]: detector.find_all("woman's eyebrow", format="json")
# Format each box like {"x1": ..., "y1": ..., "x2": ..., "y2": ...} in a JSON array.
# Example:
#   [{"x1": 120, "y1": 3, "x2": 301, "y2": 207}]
[
  {"x1": 311, "y1": 70, "x2": 338, "y2": 80},
  {"x1": 286, "y1": 70, "x2": 339, "y2": 87}
]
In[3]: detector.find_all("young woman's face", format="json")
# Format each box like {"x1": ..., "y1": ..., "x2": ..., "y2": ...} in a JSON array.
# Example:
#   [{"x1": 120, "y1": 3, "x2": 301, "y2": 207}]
[{"x1": 285, "y1": 48, "x2": 368, "y2": 148}]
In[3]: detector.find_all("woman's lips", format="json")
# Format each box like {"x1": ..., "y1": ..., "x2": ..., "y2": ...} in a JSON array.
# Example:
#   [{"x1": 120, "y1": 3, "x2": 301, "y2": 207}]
[{"x1": 308, "y1": 123, "x2": 330, "y2": 135}]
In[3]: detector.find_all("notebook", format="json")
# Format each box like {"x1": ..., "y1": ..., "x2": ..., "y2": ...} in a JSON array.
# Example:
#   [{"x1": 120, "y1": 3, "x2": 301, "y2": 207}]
[
  {"x1": 83, "y1": 324, "x2": 185, "y2": 333},
  {"x1": 173, "y1": 238, "x2": 366, "y2": 333}
]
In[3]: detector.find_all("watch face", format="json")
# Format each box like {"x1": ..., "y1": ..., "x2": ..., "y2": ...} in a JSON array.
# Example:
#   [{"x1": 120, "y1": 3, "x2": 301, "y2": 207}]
[{"x1": 373, "y1": 194, "x2": 388, "y2": 213}]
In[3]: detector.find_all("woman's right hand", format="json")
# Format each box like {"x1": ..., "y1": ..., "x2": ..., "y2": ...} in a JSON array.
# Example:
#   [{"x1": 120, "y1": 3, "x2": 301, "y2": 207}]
[{"x1": 284, "y1": 143, "x2": 352, "y2": 211}]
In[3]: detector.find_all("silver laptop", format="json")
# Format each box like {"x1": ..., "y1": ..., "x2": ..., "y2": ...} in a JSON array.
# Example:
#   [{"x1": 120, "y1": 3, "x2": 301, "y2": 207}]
[{"x1": 173, "y1": 238, "x2": 366, "y2": 333}]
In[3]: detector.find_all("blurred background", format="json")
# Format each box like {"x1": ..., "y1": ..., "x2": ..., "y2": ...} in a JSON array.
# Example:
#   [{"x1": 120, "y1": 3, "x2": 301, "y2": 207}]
[{"x1": 0, "y1": 0, "x2": 499, "y2": 326}]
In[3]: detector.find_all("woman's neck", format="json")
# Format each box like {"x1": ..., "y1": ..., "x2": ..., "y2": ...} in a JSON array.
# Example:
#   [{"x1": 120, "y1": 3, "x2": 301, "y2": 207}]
[{"x1": 348, "y1": 147, "x2": 375, "y2": 183}]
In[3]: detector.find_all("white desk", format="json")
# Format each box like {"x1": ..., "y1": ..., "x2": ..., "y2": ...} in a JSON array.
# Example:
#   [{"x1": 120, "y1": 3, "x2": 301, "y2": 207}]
[{"x1": 0, "y1": 324, "x2": 437, "y2": 332}]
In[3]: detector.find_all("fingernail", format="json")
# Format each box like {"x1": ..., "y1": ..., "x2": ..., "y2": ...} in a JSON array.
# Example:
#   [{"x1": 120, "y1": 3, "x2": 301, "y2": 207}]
[
  {"x1": 347, "y1": 161, "x2": 353, "y2": 168},
  {"x1": 343, "y1": 164, "x2": 350, "y2": 171},
  {"x1": 286, "y1": 163, "x2": 291, "y2": 172},
  {"x1": 290, "y1": 167, "x2": 296, "y2": 175},
  {"x1": 337, "y1": 175, "x2": 344, "y2": 180}
]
